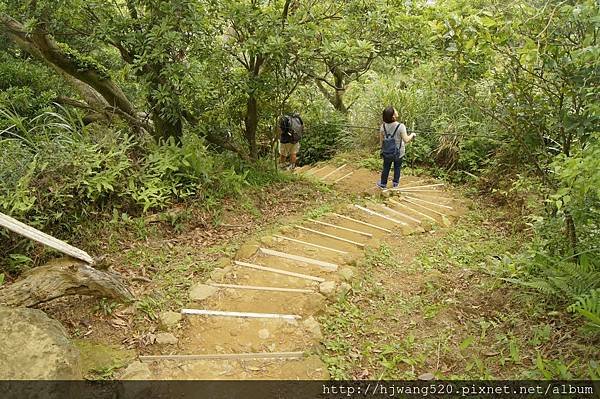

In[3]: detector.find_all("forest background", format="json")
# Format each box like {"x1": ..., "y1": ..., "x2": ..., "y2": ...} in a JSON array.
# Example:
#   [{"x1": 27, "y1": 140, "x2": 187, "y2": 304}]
[{"x1": 0, "y1": 0, "x2": 598, "y2": 357}]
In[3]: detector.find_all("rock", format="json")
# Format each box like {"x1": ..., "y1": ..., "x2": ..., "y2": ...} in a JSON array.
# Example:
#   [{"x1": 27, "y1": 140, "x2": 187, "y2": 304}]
[
  {"x1": 210, "y1": 268, "x2": 227, "y2": 281},
  {"x1": 258, "y1": 329, "x2": 270, "y2": 339},
  {"x1": 338, "y1": 267, "x2": 355, "y2": 282},
  {"x1": 120, "y1": 361, "x2": 151, "y2": 380},
  {"x1": 259, "y1": 236, "x2": 275, "y2": 245},
  {"x1": 189, "y1": 283, "x2": 218, "y2": 301},
  {"x1": 337, "y1": 282, "x2": 352, "y2": 297},
  {"x1": 0, "y1": 306, "x2": 81, "y2": 379},
  {"x1": 155, "y1": 333, "x2": 178, "y2": 345},
  {"x1": 235, "y1": 244, "x2": 259, "y2": 260},
  {"x1": 216, "y1": 257, "x2": 231, "y2": 268},
  {"x1": 302, "y1": 316, "x2": 323, "y2": 340},
  {"x1": 319, "y1": 281, "x2": 337, "y2": 298},
  {"x1": 158, "y1": 311, "x2": 182, "y2": 331},
  {"x1": 418, "y1": 372, "x2": 435, "y2": 381}
]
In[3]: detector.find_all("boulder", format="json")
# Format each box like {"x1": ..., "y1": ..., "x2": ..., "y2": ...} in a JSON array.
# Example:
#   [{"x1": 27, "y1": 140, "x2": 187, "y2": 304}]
[
  {"x1": 235, "y1": 244, "x2": 259, "y2": 260},
  {"x1": 155, "y1": 333, "x2": 178, "y2": 345},
  {"x1": 189, "y1": 283, "x2": 218, "y2": 301},
  {"x1": 210, "y1": 268, "x2": 227, "y2": 281},
  {"x1": 120, "y1": 361, "x2": 151, "y2": 380},
  {"x1": 0, "y1": 306, "x2": 81, "y2": 379},
  {"x1": 319, "y1": 281, "x2": 337, "y2": 298},
  {"x1": 158, "y1": 311, "x2": 182, "y2": 331},
  {"x1": 302, "y1": 316, "x2": 323, "y2": 340},
  {"x1": 337, "y1": 282, "x2": 352, "y2": 298},
  {"x1": 337, "y1": 267, "x2": 355, "y2": 282}
]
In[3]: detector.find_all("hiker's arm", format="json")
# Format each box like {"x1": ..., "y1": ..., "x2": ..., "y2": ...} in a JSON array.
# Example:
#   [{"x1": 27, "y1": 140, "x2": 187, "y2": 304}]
[
  {"x1": 400, "y1": 124, "x2": 416, "y2": 143},
  {"x1": 379, "y1": 131, "x2": 384, "y2": 147}
]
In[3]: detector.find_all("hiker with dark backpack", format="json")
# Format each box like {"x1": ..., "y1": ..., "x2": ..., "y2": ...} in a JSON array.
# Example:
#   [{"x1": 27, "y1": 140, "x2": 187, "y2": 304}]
[
  {"x1": 278, "y1": 113, "x2": 303, "y2": 170},
  {"x1": 377, "y1": 106, "x2": 416, "y2": 188}
]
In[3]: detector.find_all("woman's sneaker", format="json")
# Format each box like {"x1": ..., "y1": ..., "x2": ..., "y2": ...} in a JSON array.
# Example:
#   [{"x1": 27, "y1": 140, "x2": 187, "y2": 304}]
[
  {"x1": 377, "y1": 182, "x2": 386, "y2": 189},
  {"x1": 393, "y1": 182, "x2": 399, "y2": 188}
]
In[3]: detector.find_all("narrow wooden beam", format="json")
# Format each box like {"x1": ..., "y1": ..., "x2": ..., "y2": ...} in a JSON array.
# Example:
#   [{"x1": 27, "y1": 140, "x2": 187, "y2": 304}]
[
  {"x1": 387, "y1": 183, "x2": 445, "y2": 192},
  {"x1": 272, "y1": 235, "x2": 348, "y2": 254},
  {"x1": 400, "y1": 198, "x2": 447, "y2": 217},
  {"x1": 321, "y1": 164, "x2": 347, "y2": 180},
  {"x1": 354, "y1": 205, "x2": 407, "y2": 226},
  {"x1": 304, "y1": 165, "x2": 327, "y2": 176},
  {"x1": 404, "y1": 194, "x2": 454, "y2": 210},
  {"x1": 140, "y1": 352, "x2": 305, "y2": 362},
  {"x1": 308, "y1": 218, "x2": 372, "y2": 238},
  {"x1": 334, "y1": 171, "x2": 354, "y2": 183},
  {"x1": 295, "y1": 225, "x2": 365, "y2": 248},
  {"x1": 388, "y1": 198, "x2": 437, "y2": 223},
  {"x1": 209, "y1": 283, "x2": 314, "y2": 294},
  {"x1": 181, "y1": 309, "x2": 301, "y2": 320},
  {"x1": 378, "y1": 204, "x2": 422, "y2": 224},
  {"x1": 259, "y1": 247, "x2": 338, "y2": 271},
  {"x1": 234, "y1": 260, "x2": 325, "y2": 282},
  {"x1": 0, "y1": 212, "x2": 94, "y2": 264},
  {"x1": 329, "y1": 213, "x2": 392, "y2": 233}
]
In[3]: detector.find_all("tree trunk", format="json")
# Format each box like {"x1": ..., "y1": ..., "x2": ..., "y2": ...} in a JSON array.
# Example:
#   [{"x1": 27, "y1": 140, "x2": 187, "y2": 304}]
[
  {"x1": 332, "y1": 68, "x2": 348, "y2": 113},
  {"x1": 565, "y1": 211, "x2": 578, "y2": 260},
  {"x1": 0, "y1": 258, "x2": 133, "y2": 307},
  {"x1": 244, "y1": 94, "x2": 259, "y2": 159},
  {"x1": 1, "y1": 14, "x2": 142, "y2": 128}
]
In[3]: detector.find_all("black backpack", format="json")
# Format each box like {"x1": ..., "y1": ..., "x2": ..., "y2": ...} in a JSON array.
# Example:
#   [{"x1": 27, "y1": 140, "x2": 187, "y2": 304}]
[{"x1": 281, "y1": 114, "x2": 303, "y2": 144}]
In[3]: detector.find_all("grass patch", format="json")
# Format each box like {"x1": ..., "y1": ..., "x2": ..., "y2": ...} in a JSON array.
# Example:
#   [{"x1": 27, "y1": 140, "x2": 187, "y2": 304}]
[{"x1": 320, "y1": 204, "x2": 599, "y2": 379}]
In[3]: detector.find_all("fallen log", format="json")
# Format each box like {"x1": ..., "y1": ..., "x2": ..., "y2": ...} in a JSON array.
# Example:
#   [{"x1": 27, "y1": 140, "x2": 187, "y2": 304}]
[{"x1": 0, "y1": 258, "x2": 133, "y2": 307}]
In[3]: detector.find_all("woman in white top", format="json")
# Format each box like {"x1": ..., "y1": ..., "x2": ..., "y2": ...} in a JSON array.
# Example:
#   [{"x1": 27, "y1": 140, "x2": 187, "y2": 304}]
[{"x1": 377, "y1": 106, "x2": 416, "y2": 188}]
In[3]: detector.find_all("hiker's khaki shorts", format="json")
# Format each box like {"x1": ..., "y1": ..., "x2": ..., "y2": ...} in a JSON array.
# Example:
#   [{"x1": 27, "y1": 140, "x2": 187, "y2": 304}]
[{"x1": 279, "y1": 142, "x2": 300, "y2": 156}]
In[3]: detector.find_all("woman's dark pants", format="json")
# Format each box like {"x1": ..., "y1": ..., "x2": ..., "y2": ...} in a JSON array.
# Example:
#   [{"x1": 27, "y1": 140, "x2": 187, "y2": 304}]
[{"x1": 380, "y1": 155, "x2": 403, "y2": 187}]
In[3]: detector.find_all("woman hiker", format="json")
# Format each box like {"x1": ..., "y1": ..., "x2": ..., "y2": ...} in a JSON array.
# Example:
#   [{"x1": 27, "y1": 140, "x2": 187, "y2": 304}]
[{"x1": 377, "y1": 106, "x2": 416, "y2": 189}]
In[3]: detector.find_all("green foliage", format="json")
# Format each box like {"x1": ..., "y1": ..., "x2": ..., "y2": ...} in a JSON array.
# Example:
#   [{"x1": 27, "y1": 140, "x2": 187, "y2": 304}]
[
  {"x1": 298, "y1": 113, "x2": 346, "y2": 165},
  {"x1": 568, "y1": 290, "x2": 600, "y2": 332}
]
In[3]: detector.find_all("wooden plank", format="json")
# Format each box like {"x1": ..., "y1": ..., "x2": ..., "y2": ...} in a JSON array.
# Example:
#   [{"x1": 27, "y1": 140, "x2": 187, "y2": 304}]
[
  {"x1": 304, "y1": 165, "x2": 327, "y2": 176},
  {"x1": 272, "y1": 235, "x2": 348, "y2": 254},
  {"x1": 234, "y1": 260, "x2": 325, "y2": 282},
  {"x1": 259, "y1": 247, "x2": 338, "y2": 271},
  {"x1": 295, "y1": 225, "x2": 365, "y2": 248},
  {"x1": 140, "y1": 352, "x2": 305, "y2": 362},
  {"x1": 181, "y1": 309, "x2": 301, "y2": 320},
  {"x1": 308, "y1": 218, "x2": 372, "y2": 238},
  {"x1": 334, "y1": 171, "x2": 354, "y2": 183},
  {"x1": 321, "y1": 164, "x2": 347, "y2": 180},
  {"x1": 329, "y1": 213, "x2": 392, "y2": 233},
  {"x1": 0, "y1": 212, "x2": 94, "y2": 264},
  {"x1": 378, "y1": 204, "x2": 422, "y2": 224},
  {"x1": 354, "y1": 205, "x2": 407, "y2": 226},
  {"x1": 209, "y1": 283, "x2": 314, "y2": 294},
  {"x1": 401, "y1": 198, "x2": 447, "y2": 217},
  {"x1": 404, "y1": 194, "x2": 454, "y2": 210},
  {"x1": 387, "y1": 183, "x2": 445, "y2": 192},
  {"x1": 388, "y1": 198, "x2": 437, "y2": 223}
]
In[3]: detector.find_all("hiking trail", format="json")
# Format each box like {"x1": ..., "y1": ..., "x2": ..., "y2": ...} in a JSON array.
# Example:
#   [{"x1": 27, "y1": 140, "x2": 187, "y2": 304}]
[{"x1": 119, "y1": 162, "x2": 465, "y2": 380}]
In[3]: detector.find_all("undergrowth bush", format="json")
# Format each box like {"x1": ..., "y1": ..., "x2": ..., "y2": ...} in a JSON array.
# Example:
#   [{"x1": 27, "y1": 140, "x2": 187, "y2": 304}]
[{"x1": 0, "y1": 107, "x2": 279, "y2": 275}]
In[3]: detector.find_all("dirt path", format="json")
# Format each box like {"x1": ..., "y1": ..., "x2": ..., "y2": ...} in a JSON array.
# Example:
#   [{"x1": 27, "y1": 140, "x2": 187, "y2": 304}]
[{"x1": 121, "y1": 162, "x2": 464, "y2": 380}]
